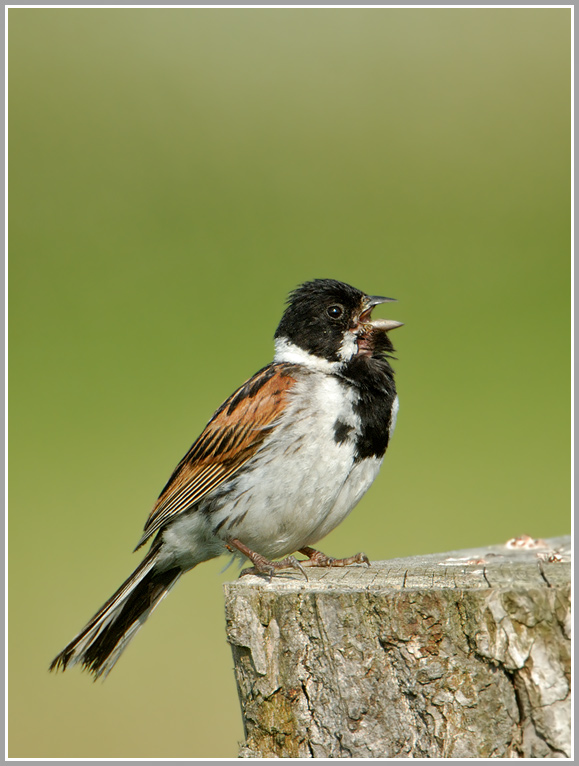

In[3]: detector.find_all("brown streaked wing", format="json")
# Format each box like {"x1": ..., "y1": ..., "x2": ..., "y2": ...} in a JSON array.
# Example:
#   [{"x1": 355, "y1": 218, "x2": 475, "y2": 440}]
[{"x1": 135, "y1": 364, "x2": 297, "y2": 548}]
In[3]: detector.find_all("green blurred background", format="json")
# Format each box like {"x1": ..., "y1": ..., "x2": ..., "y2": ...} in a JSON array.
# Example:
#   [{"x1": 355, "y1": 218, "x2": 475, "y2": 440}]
[{"x1": 9, "y1": 7, "x2": 570, "y2": 759}]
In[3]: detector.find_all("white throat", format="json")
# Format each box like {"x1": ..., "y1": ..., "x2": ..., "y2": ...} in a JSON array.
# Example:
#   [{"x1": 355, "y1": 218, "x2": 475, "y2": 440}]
[{"x1": 274, "y1": 337, "x2": 342, "y2": 374}]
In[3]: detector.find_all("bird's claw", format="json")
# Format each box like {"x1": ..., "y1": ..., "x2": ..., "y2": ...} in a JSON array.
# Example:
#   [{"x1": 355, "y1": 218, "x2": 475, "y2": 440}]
[{"x1": 298, "y1": 546, "x2": 371, "y2": 568}]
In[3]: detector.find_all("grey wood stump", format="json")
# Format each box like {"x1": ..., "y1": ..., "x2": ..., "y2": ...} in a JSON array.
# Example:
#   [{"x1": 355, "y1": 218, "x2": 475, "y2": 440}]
[{"x1": 224, "y1": 535, "x2": 570, "y2": 758}]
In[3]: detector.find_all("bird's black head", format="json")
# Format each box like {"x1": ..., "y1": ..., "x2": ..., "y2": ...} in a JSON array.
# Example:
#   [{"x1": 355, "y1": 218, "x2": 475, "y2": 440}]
[{"x1": 274, "y1": 278, "x2": 402, "y2": 366}]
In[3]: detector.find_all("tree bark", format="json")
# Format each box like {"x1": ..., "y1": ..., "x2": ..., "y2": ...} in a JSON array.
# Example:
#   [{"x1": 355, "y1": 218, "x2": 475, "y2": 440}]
[{"x1": 224, "y1": 536, "x2": 570, "y2": 758}]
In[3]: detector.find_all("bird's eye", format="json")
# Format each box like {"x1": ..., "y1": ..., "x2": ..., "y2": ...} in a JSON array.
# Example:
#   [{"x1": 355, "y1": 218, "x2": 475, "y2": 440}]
[{"x1": 326, "y1": 304, "x2": 344, "y2": 320}]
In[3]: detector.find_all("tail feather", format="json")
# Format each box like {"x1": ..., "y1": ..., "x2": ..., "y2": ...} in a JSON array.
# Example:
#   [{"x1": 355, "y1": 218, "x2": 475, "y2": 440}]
[{"x1": 50, "y1": 551, "x2": 182, "y2": 679}]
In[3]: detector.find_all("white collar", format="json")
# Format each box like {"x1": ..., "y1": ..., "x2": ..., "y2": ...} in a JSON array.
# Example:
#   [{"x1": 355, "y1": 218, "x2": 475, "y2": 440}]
[{"x1": 273, "y1": 337, "x2": 343, "y2": 374}]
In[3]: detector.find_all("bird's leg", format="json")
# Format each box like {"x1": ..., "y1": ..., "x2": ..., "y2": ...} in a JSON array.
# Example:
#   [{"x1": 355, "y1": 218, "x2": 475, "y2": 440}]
[
  {"x1": 227, "y1": 538, "x2": 308, "y2": 581},
  {"x1": 298, "y1": 546, "x2": 370, "y2": 567}
]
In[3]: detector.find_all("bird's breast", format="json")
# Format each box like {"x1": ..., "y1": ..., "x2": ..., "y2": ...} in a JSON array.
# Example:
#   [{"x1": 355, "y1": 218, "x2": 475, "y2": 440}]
[{"x1": 205, "y1": 370, "x2": 386, "y2": 559}]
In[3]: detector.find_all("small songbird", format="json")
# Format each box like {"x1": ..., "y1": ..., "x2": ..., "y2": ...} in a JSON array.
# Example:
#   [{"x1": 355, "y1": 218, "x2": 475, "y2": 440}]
[{"x1": 50, "y1": 278, "x2": 403, "y2": 678}]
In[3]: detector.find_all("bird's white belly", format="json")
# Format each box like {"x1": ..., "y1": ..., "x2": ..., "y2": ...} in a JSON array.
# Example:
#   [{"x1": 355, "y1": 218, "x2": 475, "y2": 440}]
[
  {"x1": 210, "y1": 374, "x2": 381, "y2": 559},
  {"x1": 221, "y1": 448, "x2": 381, "y2": 560},
  {"x1": 301, "y1": 455, "x2": 382, "y2": 548},
  {"x1": 159, "y1": 373, "x2": 386, "y2": 568}
]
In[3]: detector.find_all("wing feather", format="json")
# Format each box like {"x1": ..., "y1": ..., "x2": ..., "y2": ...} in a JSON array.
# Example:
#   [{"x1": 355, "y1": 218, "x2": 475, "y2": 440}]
[{"x1": 135, "y1": 364, "x2": 297, "y2": 548}]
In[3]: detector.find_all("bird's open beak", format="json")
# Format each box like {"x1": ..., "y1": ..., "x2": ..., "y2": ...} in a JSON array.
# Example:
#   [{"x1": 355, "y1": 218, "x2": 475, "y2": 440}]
[{"x1": 358, "y1": 295, "x2": 404, "y2": 332}]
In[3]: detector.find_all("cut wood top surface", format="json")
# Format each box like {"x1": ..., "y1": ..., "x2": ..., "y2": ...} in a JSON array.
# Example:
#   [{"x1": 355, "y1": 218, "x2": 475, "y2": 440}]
[{"x1": 225, "y1": 535, "x2": 570, "y2": 592}]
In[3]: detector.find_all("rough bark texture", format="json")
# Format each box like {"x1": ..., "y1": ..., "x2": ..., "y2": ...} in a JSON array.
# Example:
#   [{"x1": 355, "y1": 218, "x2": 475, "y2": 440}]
[{"x1": 224, "y1": 536, "x2": 570, "y2": 758}]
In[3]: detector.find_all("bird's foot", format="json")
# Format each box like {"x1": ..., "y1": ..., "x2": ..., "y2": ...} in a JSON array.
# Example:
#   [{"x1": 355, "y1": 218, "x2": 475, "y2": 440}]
[
  {"x1": 227, "y1": 538, "x2": 308, "y2": 581},
  {"x1": 298, "y1": 546, "x2": 370, "y2": 567}
]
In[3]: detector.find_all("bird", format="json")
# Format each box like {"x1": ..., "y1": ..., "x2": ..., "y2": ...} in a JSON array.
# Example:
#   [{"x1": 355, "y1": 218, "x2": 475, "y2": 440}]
[{"x1": 49, "y1": 278, "x2": 403, "y2": 679}]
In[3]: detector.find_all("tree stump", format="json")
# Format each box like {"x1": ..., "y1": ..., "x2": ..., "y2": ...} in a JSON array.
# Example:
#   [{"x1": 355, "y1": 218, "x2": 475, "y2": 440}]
[{"x1": 224, "y1": 535, "x2": 570, "y2": 758}]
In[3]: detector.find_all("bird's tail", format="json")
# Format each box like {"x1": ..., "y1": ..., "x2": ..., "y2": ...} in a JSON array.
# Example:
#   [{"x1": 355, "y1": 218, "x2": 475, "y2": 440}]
[{"x1": 49, "y1": 549, "x2": 182, "y2": 679}]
